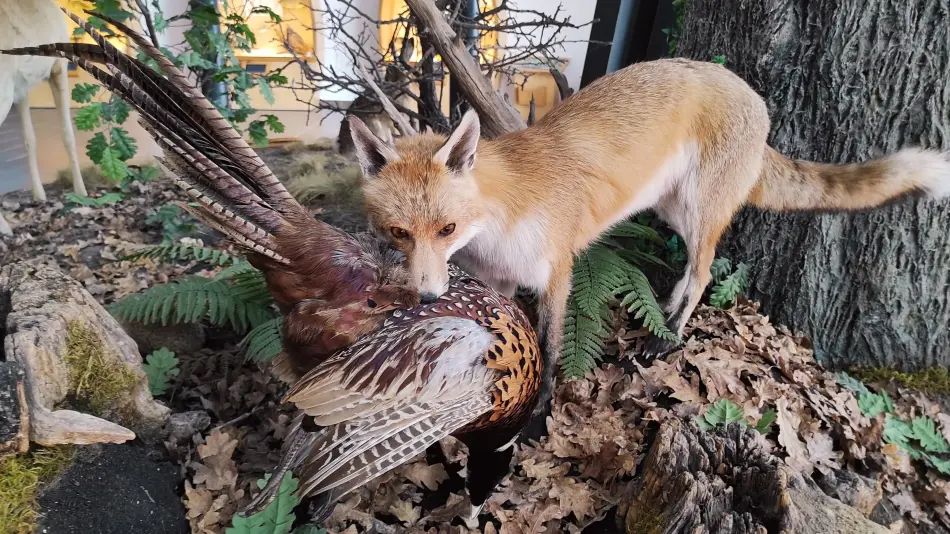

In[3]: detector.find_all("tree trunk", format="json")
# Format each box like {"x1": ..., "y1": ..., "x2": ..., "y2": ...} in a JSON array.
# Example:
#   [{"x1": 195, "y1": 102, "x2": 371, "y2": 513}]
[
  {"x1": 677, "y1": 0, "x2": 950, "y2": 371},
  {"x1": 620, "y1": 420, "x2": 888, "y2": 534}
]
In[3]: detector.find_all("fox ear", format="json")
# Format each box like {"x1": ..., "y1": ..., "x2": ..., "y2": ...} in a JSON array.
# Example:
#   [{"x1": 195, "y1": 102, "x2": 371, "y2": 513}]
[
  {"x1": 349, "y1": 116, "x2": 400, "y2": 177},
  {"x1": 434, "y1": 109, "x2": 480, "y2": 174}
]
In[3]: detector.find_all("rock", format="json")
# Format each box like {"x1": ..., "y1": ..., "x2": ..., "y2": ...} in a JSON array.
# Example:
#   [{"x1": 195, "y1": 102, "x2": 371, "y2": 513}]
[
  {"x1": 118, "y1": 318, "x2": 207, "y2": 356},
  {"x1": 36, "y1": 442, "x2": 188, "y2": 534},
  {"x1": 0, "y1": 361, "x2": 28, "y2": 455},
  {"x1": 621, "y1": 419, "x2": 889, "y2": 534},
  {"x1": 0, "y1": 261, "x2": 169, "y2": 447},
  {"x1": 165, "y1": 410, "x2": 211, "y2": 443}
]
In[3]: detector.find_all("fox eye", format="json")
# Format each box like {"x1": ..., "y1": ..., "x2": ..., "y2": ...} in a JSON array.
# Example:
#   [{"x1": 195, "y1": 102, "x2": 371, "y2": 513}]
[
  {"x1": 439, "y1": 223, "x2": 456, "y2": 237},
  {"x1": 390, "y1": 227, "x2": 409, "y2": 239}
]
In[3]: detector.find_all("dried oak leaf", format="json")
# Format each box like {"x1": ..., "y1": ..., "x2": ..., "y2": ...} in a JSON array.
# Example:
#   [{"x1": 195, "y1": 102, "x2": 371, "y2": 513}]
[
  {"x1": 192, "y1": 429, "x2": 239, "y2": 490},
  {"x1": 548, "y1": 478, "x2": 595, "y2": 521},
  {"x1": 776, "y1": 396, "x2": 812, "y2": 475},
  {"x1": 399, "y1": 460, "x2": 449, "y2": 491},
  {"x1": 805, "y1": 431, "x2": 842, "y2": 475},
  {"x1": 390, "y1": 499, "x2": 422, "y2": 526}
]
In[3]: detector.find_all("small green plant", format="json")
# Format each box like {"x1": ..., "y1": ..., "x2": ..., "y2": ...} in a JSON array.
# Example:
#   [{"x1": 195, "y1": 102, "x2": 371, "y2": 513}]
[
  {"x1": 661, "y1": 0, "x2": 687, "y2": 56},
  {"x1": 147, "y1": 205, "x2": 198, "y2": 243},
  {"x1": 112, "y1": 247, "x2": 280, "y2": 362},
  {"x1": 123, "y1": 243, "x2": 236, "y2": 266},
  {"x1": 709, "y1": 258, "x2": 750, "y2": 308},
  {"x1": 227, "y1": 473, "x2": 304, "y2": 534},
  {"x1": 63, "y1": 192, "x2": 124, "y2": 210},
  {"x1": 711, "y1": 55, "x2": 727, "y2": 65},
  {"x1": 697, "y1": 398, "x2": 776, "y2": 434},
  {"x1": 838, "y1": 373, "x2": 950, "y2": 474},
  {"x1": 142, "y1": 348, "x2": 180, "y2": 396},
  {"x1": 562, "y1": 220, "x2": 675, "y2": 378}
]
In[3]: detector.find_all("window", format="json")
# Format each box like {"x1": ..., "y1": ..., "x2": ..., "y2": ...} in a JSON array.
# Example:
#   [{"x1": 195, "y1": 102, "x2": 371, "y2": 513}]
[
  {"x1": 229, "y1": 0, "x2": 317, "y2": 63},
  {"x1": 378, "y1": 0, "x2": 501, "y2": 65}
]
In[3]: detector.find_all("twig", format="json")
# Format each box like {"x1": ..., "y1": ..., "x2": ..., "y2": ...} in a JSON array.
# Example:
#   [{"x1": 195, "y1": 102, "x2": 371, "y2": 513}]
[
  {"x1": 357, "y1": 67, "x2": 418, "y2": 136},
  {"x1": 133, "y1": 0, "x2": 161, "y2": 48},
  {"x1": 211, "y1": 405, "x2": 267, "y2": 432}
]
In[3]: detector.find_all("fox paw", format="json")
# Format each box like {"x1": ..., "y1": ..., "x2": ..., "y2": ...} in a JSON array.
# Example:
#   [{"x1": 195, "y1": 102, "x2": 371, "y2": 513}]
[{"x1": 641, "y1": 335, "x2": 682, "y2": 359}]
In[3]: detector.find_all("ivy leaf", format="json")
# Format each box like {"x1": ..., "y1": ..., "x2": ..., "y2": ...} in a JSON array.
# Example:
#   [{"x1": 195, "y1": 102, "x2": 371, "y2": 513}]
[
  {"x1": 99, "y1": 146, "x2": 129, "y2": 181},
  {"x1": 71, "y1": 83, "x2": 100, "y2": 103},
  {"x1": 754, "y1": 410, "x2": 778, "y2": 434},
  {"x1": 142, "y1": 348, "x2": 179, "y2": 396},
  {"x1": 702, "y1": 399, "x2": 746, "y2": 428},
  {"x1": 110, "y1": 127, "x2": 138, "y2": 161},
  {"x1": 75, "y1": 104, "x2": 103, "y2": 131},
  {"x1": 86, "y1": 132, "x2": 108, "y2": 164},
  {"x1": 912, "y1": 417, "x2": 950, "y2": 453}
]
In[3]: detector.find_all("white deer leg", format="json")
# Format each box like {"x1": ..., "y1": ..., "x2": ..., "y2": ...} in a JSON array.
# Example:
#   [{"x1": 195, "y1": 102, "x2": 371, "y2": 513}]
[
  {"x1": 16, "y1": 101, "x2": 46, "y2": 202},
  {"x1": 50, "y1": 59, "x2": 85, "y2": 196}
]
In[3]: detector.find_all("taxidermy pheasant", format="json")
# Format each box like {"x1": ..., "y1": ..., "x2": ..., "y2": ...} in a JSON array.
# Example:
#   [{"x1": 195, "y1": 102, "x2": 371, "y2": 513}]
[{"x1": 1, "y1": 10, "x2": 542, "y2": 527}]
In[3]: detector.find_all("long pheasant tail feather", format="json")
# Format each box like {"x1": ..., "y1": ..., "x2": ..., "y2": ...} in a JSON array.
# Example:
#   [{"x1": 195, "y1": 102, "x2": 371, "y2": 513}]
[
  {"x1": 242, "y1": 430, "x2": 318, "y2": 516},
  {"x1": 82, "y1": 9, "x2": 300, "y2": 214}
]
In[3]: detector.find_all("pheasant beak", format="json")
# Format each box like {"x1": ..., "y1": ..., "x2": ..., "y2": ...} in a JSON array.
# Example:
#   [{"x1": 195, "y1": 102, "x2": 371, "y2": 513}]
[{"x1": 463, "y1": 503, "x2": 484, "y2": 530}]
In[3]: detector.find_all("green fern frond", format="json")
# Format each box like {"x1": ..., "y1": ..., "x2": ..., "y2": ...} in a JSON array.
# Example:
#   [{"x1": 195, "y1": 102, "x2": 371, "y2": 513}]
[
  {"x1": 561, "y1": 298, "x2": 607, "y2": 378},
  {"x1": 710, "y1": 257, "x2": 732, "y2": 283},
  {"x1": 571, "y1": 244, "x2": 633, "y2": 318},
  {"x1": 109, "y1": 274, "x2": 276, "y2": 334},
  {"x1": 607, "y1": 220, "x2": 666, "y2": 245},
  {"x1": 618, "y1": 267, "x2": 676, "y2": 340},
  {"x1": 241, "y1": 317, "x2": 284, "y2": 362},
  {"x1": 709, "y1": 262, "x2": 750, "y2": 309},
  {"x1": 615, "y1": 247, "x2": 671, "y2": 270},
  {"x1": 122, "y1": 243, "x2": 235, "y2": 266}
]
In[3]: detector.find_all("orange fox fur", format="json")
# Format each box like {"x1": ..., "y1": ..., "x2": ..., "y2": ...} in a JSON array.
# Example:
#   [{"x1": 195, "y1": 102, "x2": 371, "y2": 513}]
[{"x1": 350, "y1": 58, "x2": 950, "y2": 406}]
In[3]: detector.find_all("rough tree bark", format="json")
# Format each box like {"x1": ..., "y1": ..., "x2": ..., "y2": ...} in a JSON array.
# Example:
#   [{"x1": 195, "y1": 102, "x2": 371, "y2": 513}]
[
  {"x1": 677, "y1": 0, "x2": 950, "y2": 371},
  {"x1": 620, "y1": 420, "x2": 888, "y2": 534}
]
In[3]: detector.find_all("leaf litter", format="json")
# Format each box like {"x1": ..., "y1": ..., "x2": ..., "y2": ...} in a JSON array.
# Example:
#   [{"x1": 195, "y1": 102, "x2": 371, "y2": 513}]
[{"x1": 4, "y1": 175, "x2": 948, "y2": 534}]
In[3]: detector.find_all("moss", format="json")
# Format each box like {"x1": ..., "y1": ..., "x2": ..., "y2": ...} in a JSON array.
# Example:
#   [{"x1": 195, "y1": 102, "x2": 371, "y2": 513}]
[
  {"x1": 0, "y1": 446, "x2": 75, "y2": 534},
  {"x1": 626, "y1": 506, "x2": 666, "y2": 534},
  {"x1": 281, "y1": 137, "x2": 336, "y2": 153},
  {"x1": 850, "y1": 366, "x2": 950, "y2": 396},
  {"x1": 63, "y1": 321, "x2": 139, "y2": 416},
  {"x1": 284, "y1": 151, "x2": 363, "y2": 207},
  {"x1": 54, "y1": 166, "x2": 113, "y2": 191}
]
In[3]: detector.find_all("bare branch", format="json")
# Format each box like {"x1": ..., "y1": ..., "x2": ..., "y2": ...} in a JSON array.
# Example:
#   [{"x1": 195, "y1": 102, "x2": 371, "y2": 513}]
[{"x1": 357, "y1": 66, "x2": 418, "y2": 136}]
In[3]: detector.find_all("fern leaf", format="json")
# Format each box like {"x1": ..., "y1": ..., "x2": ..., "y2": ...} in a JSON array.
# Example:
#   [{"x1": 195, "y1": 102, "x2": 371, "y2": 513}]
[
  {"x1": 709, "y1": 262, "x2": 750, "y2": 309},
  {"x1": 615, "y1": 247, "x2": 671, "y2": 270},
  {"x1": 241, "y1": 317, "x2": 284, "y2": 362},
  {"x1": 571, "y1": 244, "x2": 630, "y2": 318},
  {"x1": 561, "y1": 298, "x2": 606, "y2": 378},
  {"x1": 618, "y1": 268, "x2": 675, "y2": 340},
  {"x1": 607, "y1": 220, "x2": 666, "y2": 245},
  {"x1": 109, "y1": 275, "x2": 277, "y2": 334},
  {"x1": 710, "y1": 257, "x2": 732, "y2": 283},
  {"x1": 122, "y1": 243, "x2": 235, "y2": 266},
  {"x1": 227, "y1": 473, "x2": 299, "y2": 534}
]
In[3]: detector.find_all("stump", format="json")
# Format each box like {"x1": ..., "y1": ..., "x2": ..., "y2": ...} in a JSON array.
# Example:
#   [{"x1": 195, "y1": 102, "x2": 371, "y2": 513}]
[
  {"x1": 0, "y1": 261, "x2": 168, "y2": 448},
  {"x1": 622, "y1": 419, "x2": 887, "y2": 534}
]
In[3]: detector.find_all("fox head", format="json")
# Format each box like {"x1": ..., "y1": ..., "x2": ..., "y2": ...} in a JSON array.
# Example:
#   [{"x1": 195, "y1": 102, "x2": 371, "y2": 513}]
[{"x1": 349, "y1": 110, "x2": 486, "y2": 303}]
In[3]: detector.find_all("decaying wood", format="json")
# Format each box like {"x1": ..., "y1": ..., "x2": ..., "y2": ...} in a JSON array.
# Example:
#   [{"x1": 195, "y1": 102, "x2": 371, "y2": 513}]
[
  {"x1": 0, "y1": 261, "x2": 168, "y2": 446},
  {"x1": 622, "y1": 419, "x2": 887, "y2": 534},
  {"x1": 404, "y1": 0, "x2": 525, "y2": 138},
  {"x1": 0, "y1": 213, "x2": 11, "y2": 236}
]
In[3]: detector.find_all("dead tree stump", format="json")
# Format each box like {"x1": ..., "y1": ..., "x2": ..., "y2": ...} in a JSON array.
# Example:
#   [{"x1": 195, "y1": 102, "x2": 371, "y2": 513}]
[
  {"x1": 0, "y1": 261, "x2": 168, "y2": 449},
  {"x1": 622, "y1": 419, "x2": 887, "y2": 534}
]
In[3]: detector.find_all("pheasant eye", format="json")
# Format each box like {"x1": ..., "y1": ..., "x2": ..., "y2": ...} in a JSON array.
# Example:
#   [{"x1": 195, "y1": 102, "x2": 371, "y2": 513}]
[
  {"x1": 439, "y1": 223, "x2": 456, "y2": 237},
  {"x1": 390, "y1": 227, "x2": 409, "y2": 239}
]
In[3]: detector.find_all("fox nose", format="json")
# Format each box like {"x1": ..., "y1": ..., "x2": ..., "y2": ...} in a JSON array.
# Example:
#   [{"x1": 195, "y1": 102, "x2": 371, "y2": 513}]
[{"x1": 419, "y1": 292, "x2": 440, "y2": 304}]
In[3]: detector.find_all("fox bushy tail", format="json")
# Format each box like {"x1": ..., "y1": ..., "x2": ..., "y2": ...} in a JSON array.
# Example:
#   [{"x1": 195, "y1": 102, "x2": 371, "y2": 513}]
[{"x1": 748, "y1": 146, "x2": 950, "y2": 211}]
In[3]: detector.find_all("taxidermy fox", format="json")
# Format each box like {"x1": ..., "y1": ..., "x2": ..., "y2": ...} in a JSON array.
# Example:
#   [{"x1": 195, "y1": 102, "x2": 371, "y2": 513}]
[{"x1": 349, "y1": 58, "x2": 950, "y2": 414}]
